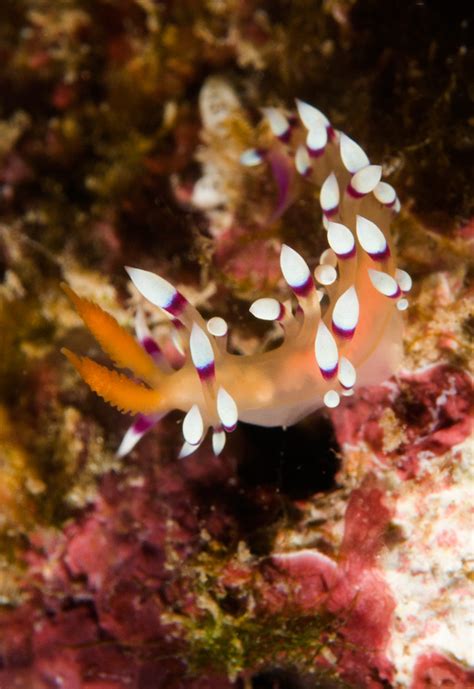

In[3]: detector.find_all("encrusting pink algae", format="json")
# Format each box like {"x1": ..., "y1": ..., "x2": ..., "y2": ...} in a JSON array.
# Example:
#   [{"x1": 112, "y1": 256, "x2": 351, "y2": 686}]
[{"x1": 63, "y1": 100, "x2": 412, "y2": 459}]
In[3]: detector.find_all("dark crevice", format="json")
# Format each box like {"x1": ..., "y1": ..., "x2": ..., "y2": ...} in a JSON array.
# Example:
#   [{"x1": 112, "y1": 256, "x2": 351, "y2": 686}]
[
  {"x1": 252, "y1": 668, "x2": 345, "y2": 689},
  {"x1": 238, "y1": 415, "x2": 341, "y2": 500}
]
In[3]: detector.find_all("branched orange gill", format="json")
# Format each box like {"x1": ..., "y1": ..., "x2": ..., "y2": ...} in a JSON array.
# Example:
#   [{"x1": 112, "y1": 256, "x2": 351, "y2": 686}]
[{"x1": 63, "y1": 100, "x2": 412, "y2": 458}]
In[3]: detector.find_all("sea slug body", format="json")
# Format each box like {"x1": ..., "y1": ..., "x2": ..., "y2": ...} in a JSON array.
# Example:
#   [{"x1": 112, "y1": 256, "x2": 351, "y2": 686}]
[{"x1": 63, "y1": 100, "x2": 410, "y2": 458}]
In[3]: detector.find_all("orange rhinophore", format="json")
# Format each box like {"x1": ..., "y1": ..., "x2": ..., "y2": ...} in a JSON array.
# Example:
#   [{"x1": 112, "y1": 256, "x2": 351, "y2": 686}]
[
  {"x1": 63, "y1": 100, "x2": 411, "y2": 458},
  {"x1": 61, "y1": 285, "x2": 160, "y2": 386},
  {"x1": 61, "y1": 349, "x2": 162, "y2": 415}
]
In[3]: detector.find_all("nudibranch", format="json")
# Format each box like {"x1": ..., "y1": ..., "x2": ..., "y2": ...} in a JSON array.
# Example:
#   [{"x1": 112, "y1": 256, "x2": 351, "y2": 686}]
[{"x1": 62, "y1": 100, "x2": 412, "y2": 458}]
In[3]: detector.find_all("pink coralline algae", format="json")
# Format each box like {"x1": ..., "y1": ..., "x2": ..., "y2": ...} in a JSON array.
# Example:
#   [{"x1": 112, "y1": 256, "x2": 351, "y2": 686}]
[
  {"x1": 330, "y1": 364, "x2": 472, "y2": 479},
  {"x1": 0, "y1": 364, "x2": 472, "y2": 687},
  {"x1": 411, "y1": 653, "x2": 474, "y2": 689},
  {"x1": 0, "y1": 439, "x2": 238, "y2": 689},
  {"x1": 321, "y1": 360, "x2": 473, "y2": 684},
  {"x1": 273, "y1": 480, "x2": 396, "y2": 687},
  {"x1": 0, "y1": 463, "x2": 396, "y2": 688}
]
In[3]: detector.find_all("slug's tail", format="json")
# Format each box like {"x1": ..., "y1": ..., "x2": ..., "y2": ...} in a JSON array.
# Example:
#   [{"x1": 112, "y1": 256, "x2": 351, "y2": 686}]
[
  {"x1": 62, "y1": 349, "x2": 162, "y2": 416},
  {"x1": 61, "y1": 283, "x2": 160, "y2": 386}
]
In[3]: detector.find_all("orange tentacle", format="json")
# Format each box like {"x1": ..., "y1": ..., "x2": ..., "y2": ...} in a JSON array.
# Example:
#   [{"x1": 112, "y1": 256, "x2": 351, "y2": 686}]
[
  {"x1": 62, "y1": 349, "x2": 162, "y2": 415},
  {"x1": 62, "y1": 284, "x2": 159, "y2": 385}
]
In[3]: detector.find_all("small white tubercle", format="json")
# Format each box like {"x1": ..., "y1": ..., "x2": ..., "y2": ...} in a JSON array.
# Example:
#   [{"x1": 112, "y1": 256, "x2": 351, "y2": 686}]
[
  {"x1": 314, "y1": 264, "x2": 337, "y2": 286},
  {"x1": 250, "y1": 298, "x2": 283, "y2": 321},
  {"x1": 397, "y1": 298, "x2": 409, "y2": 311},
  {"x1": 207, "y1": 316, "x2": 228, "y2": 338},
  {"x1": 324, "y1": 390, "x2": 340, "y2": 408}
]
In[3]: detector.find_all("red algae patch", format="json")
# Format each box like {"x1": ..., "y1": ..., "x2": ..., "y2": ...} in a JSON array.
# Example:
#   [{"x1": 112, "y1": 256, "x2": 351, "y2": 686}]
[
  {"x1": 330, "y1": 364, "x2": 472, "y2": 479},
  {"x1": 411, "y1": 652, "x2": 474, "y2": 689},
  {"x1": 272, "y1": 479, "x2": 396, "y2": 687}
]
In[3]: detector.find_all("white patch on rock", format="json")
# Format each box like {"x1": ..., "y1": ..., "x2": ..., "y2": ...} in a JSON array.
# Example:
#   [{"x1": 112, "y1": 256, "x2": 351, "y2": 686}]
[
  {"x1": 382, "y1": 438, "x2": 474, "y2": 686},
  {"x1": 199, "y1": 76, "x2": 241, "y2": 133}
]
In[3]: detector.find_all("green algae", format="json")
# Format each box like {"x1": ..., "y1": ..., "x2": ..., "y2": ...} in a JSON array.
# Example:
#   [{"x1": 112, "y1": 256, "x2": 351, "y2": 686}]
[
  {"x1": 184, "y1": 608, "x2": 345, "y2": 684},
  {"x1": 165, "y1": 544, "x2": 348, "y2": 685},
  {"x1": 0, "y1": 244, "x2": 120, "y2": 603}
]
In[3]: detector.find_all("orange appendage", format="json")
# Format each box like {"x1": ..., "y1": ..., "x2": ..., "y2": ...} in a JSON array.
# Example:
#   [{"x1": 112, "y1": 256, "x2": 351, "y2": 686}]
[
  {"x1": 62, "y1": 349, "x2": 161, "y2": 415},
  {"x1": 62, "y1": 284, "x2": 159, "y2": 385}
]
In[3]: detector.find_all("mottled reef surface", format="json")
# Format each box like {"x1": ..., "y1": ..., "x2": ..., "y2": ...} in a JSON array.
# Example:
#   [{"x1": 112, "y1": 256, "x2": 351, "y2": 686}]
[{"x1": 0, "y1": 2, "x2": 472, "y2": 688}]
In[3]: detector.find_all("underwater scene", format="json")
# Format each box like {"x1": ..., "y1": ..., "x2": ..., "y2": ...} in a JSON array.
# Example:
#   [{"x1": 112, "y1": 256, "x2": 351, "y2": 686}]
[{"x1": 0, "y1": 1, "x2": 472, "y2": 688}]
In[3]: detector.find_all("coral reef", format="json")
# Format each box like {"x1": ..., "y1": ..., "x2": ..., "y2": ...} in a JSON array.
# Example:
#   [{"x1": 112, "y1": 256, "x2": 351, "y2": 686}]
[{"x1": 0, "y1": 1, "x2": 472, "y2": 688}]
